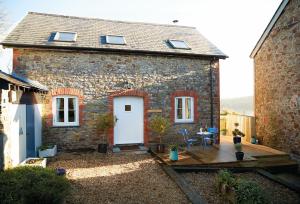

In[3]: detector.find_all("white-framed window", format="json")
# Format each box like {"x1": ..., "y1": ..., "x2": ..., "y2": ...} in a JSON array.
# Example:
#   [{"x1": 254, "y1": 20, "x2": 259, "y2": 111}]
[
  {"x1": 175, "y1": 97, "x2": 194, "y2": 123},
  {"x1": 53, "y1": 32, "x2": 77, "y2": 42},
  {"x1": 52, "y1": 95, "x2": 79, "y2": 126}
]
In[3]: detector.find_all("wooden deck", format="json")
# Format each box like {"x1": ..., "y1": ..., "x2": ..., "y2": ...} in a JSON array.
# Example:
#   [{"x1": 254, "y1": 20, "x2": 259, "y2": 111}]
[{"x1": 155, "y1": 136, "x2": 298, "y2": 169}]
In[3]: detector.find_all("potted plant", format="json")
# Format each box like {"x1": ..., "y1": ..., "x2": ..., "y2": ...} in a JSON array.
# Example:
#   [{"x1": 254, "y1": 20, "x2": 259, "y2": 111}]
[
  {"x1": 38, "y1": 144, "x2": 57, "y2": 158},
  {"x1": 97, "y1": 113, "x2": 115, "y2": 153},
  {"x1": 251, "y1": 135, "x2": 256, "y2": 144},
  {"x1": 232, "y1": 123, "x2": 245, "y2": 144},
  {"x1": 149, "y1": 116, "x2": 170, "y2": 153},
  {"x1": 221, "y1": 129, "x2": 227, "y2": 136},
  {"x1": 234, "y1": 143, "x2": 244, "y2": 161},
  {"x1": 169, "y1": 144, "x2": 178, "y2": 161}
]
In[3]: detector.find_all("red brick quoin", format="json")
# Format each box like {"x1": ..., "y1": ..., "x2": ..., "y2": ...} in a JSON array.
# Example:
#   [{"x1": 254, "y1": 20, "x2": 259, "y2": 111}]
[
  {"x1": 108, "y1": 89, "x2": 149, "y2": 147},
  {"x1": 170, "y1": 90, "x2": 199, "y2": 123},
  {"x1": 45, "y1": 88, "x2": 84, "y2": 127}
]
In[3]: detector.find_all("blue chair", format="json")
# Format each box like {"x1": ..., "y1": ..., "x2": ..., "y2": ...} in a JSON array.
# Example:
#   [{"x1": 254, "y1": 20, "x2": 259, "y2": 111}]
[
  {"x1": 208, "y1": 127, "x2": 218, "y2": 144},
  {"x1": 179, "y1": 129, "x2": 198, "y2": 149}
]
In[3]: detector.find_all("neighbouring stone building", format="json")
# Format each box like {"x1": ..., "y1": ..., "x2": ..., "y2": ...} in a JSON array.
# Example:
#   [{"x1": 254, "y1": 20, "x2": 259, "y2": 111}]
[
  {"x1": 250, "y1": 0, "x2": 300, "y2": 155},
  {"x1": 1, "y1": 12, "x2": 227, "y2": 151}
]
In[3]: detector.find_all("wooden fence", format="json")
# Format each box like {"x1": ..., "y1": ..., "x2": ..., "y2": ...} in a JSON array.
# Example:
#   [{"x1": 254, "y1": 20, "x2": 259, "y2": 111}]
[{"x1": 220, "y1": 114, "x2": 255, "y2": 142}]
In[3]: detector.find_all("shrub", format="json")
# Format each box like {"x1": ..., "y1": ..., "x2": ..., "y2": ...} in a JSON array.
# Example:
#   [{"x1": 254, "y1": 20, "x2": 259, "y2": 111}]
[
  {"x1": 97, "y1": 113, "x2": 115, "y2": 142},
  {"x1": 0, "y1": 166, "x2": 70, "y2": 204},
  {"x1": 216, "y1": 169, "x2": 236, "y2": 190},
  {"x1": 235, "y1": 179, "x2": 269, "y2": 204},
  {"x1": 97, "y1": 113, "x2": 115, "y2": 133},
  {"x1": 149, "y1": 116, "x2": 170, "y2": 143}
]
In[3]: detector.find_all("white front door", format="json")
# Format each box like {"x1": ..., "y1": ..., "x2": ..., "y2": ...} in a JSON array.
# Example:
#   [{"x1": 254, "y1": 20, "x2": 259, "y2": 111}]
[
  {"x1": 9, "y1": 104, "x2": 27, "y2": 166},
  {"x1": 113, "y1": 97, "x2": 144, "y2": 145}
]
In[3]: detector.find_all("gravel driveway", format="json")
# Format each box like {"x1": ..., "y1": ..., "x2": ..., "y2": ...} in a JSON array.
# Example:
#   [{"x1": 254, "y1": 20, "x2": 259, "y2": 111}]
[
  {"x1": 182, "y1": 172, "x2": 300, "y2": 204},
  {"x1": 48, "y1": 152, "x2": 189, "y2": 204}
]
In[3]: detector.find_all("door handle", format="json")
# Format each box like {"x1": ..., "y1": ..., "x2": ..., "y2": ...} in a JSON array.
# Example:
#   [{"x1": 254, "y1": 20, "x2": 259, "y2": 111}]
[{"x1": 115, "y1": 116, "x2": 119, "y2": 123}]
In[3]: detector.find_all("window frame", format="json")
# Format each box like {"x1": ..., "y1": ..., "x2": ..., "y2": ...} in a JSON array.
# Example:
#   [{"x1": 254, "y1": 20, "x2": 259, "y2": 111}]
[
  {"x1": 53, "y1": 32, "x2": 77, "y2": 42},
  {"x1": 168, "y1": 39, "x2": 190, "y2": 49},
  {"x1": 52, "y1": 95, "x2": 79, "y2": 127},
  {"x1": 174, "y1": 96, "x2": 194, "y2": 123},
  {"x1": 105, "y1": 35, "x2": 126, "y2": 45}
]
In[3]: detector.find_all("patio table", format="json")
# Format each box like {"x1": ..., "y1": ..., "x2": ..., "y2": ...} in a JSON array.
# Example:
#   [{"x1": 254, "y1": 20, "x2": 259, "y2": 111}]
[{"x1": 197, "y1": 132, "x2": 214, "y2": 146}]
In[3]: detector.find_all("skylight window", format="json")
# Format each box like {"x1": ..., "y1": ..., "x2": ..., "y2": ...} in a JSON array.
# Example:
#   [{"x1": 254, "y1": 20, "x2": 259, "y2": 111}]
[
  {"x1": 168, "y1": 40, "x2": 190, "y2": 49},
  {"x1": 105, "y1": 35, "x2": 126, "y2": 45},
  {"x1": 53, "y1": 32, "x2": 77, "y2": 42}
]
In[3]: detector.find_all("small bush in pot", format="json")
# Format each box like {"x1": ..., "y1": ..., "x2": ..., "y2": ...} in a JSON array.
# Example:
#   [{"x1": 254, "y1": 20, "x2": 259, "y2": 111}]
[
  {"x1": 169, "y1": 144, "x2": 178, "y2": 161},
  {"x1": 97, "y1": 113, "x2": 115, "y2": 153},
  {"x1": 232, "y1": 123, "x2": 245, "y2": 144},
  {"x1": 38, "y1": 144, "x2": 57, "y2": 158},
  {"x1": 149, "y1": 116, "x2": 170, "y2": 153}
]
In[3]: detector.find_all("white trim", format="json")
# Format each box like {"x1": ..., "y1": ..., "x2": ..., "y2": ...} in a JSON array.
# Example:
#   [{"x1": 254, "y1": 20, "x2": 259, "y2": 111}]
[
  {"x1": 54, "y1": 32, "x2": 77, "y2": 42},
  {"x1": 175, "y1": 96, "x2": 194, "y2": 123},
  {"x1": 52, "y1": 95, "x2": 79, "y2": 127},
  {"x1": 250, "y1": 0, "x2": 289, "y2": 58}
]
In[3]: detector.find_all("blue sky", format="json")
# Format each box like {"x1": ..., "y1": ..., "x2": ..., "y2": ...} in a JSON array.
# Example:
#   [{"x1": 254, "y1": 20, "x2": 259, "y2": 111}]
[{"x1": 1, "y1": 0, "x2": 282, "y2": 98}]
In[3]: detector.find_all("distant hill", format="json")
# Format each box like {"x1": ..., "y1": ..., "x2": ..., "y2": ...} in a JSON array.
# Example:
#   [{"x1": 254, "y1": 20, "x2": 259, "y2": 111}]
[{"x1": 221, "y1": 96, "x2": 254, "y2": 116}]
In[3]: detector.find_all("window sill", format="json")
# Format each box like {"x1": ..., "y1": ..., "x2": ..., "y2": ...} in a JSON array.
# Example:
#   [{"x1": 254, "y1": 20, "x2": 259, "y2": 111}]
[
  {"x1": 52, "y1": 125, "x2": 80, "y2": 128},
  {"x1": 174, "y1": 122, "x2": 195, "y2": 124}
]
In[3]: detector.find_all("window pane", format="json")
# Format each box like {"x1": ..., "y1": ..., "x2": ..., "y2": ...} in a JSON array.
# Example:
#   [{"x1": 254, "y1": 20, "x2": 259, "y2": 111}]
[
  {"x1": 68, "y1": 111, "x2": 75, "y2": 122},
  {"x1": 106, "y1": 35, "x2": 126, "y2": 45},
  {"x1": 68, "y1": 98, "x2": 75, "y2": 122},
  {"x1": 68, "y1": 98, "x2": 75, "y2": 110},
  {"x1": 176, "y1": 98, "x2": 183, "y2": 119},
  {"x1": 56, "y1": 98, "x2": 64, "y2": 122},
  {"x1": 169, "y1": 40, "x2": 189, "y2": 49},
  {"x1": 56, "y1": 32, "x2": 76, "y2": 41},
  {"x1": 185, "y1": 98, "x2": 191, "y2": 119}
]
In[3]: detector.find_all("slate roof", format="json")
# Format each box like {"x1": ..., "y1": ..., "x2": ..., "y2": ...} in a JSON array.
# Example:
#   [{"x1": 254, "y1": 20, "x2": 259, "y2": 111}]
[
  {"x1": 2, "y1": 12, "x2": 227, "y2": 59},
  {"x1": 0, "y1": 70, "x2": 48, "y2": 91}
]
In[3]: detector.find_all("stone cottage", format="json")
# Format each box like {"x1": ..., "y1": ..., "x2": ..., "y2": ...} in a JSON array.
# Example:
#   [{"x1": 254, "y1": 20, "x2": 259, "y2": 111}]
[
  {"x1": 1, "y1": 12, "x2": 227, "y2": 150},
  {"x1": 250, "y1": 0, "x2": 300, "y2": 155}
]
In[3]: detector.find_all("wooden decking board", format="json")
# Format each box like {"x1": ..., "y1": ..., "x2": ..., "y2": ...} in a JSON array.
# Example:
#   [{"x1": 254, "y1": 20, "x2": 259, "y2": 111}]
[
  {"x1": 161, "y1": 166, "x2": 207, "y2": 204},
  {"x1": 152, "y1": 137, "x2": 297, "y2": 169}
]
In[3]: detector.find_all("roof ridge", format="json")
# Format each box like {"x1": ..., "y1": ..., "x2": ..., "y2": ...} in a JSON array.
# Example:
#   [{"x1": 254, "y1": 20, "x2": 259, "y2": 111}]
[{"x1": 28, "y1": 11, "x2": 196, "y2": 29}]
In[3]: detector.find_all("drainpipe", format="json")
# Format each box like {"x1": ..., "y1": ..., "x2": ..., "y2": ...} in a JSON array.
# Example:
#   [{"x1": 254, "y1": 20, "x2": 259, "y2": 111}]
[{"x1": 209, "y1": 59, "x2": 215, "y2": 128}]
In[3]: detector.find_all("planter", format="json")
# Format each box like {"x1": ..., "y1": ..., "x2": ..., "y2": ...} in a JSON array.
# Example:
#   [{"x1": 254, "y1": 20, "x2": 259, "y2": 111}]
[
  {"x1": 98, "y1": 143, "x2": 108, "y2": 153},
  {"x1": 235, "y1": 151, "x2": 244, "y2": 161},
  {"x1": 234, "y1": 143, "x2": 242, "y2": 152},
  {"x1": 233, "y1": 136, "x2": 241, "y2": 144},
  {"x1": 56, "y1": 167, "x2": 66, "y2": 176},
  {"x1": 39, "y1": 145, "x2": 57, "y2": 158},
  {"x1": 169, "y1": 150, "x2": 178, "y2": 161},
  {"x1": 156, "y1": 144, "x2": 165, "y2": 153},
  {"x1": 21, "y1": 158, "x2": 47, "y2": 168},
  {"x1": 251, "y1": 137, "x2": 256, "y2": 144}
]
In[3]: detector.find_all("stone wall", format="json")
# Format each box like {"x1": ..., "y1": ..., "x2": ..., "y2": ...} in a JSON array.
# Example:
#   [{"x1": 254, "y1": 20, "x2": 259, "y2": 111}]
[
  {"x1": 254, "y1": 0, "x2": 300, "y2": 155},
  {"x1": 13, "y1": 48, "x2": 220, "y2": 150}
]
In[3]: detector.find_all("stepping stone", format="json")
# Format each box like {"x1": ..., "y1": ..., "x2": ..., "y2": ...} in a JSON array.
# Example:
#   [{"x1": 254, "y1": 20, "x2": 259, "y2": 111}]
[
  {"x1": 139, "y1": 146, "x2": 148, "y2": 151},
  {"x1": 112, "y1": 147, "x2": 121, "y2": 153}
]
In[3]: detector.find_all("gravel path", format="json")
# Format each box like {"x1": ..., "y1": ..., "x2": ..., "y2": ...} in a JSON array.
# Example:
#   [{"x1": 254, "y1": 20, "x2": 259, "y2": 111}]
[
  {"x1": 48, "y1": 152, "x2": 189, "y2": 204},
  {"x1": 182, "y1": 171, "x2": 300, "y2": 204}
]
